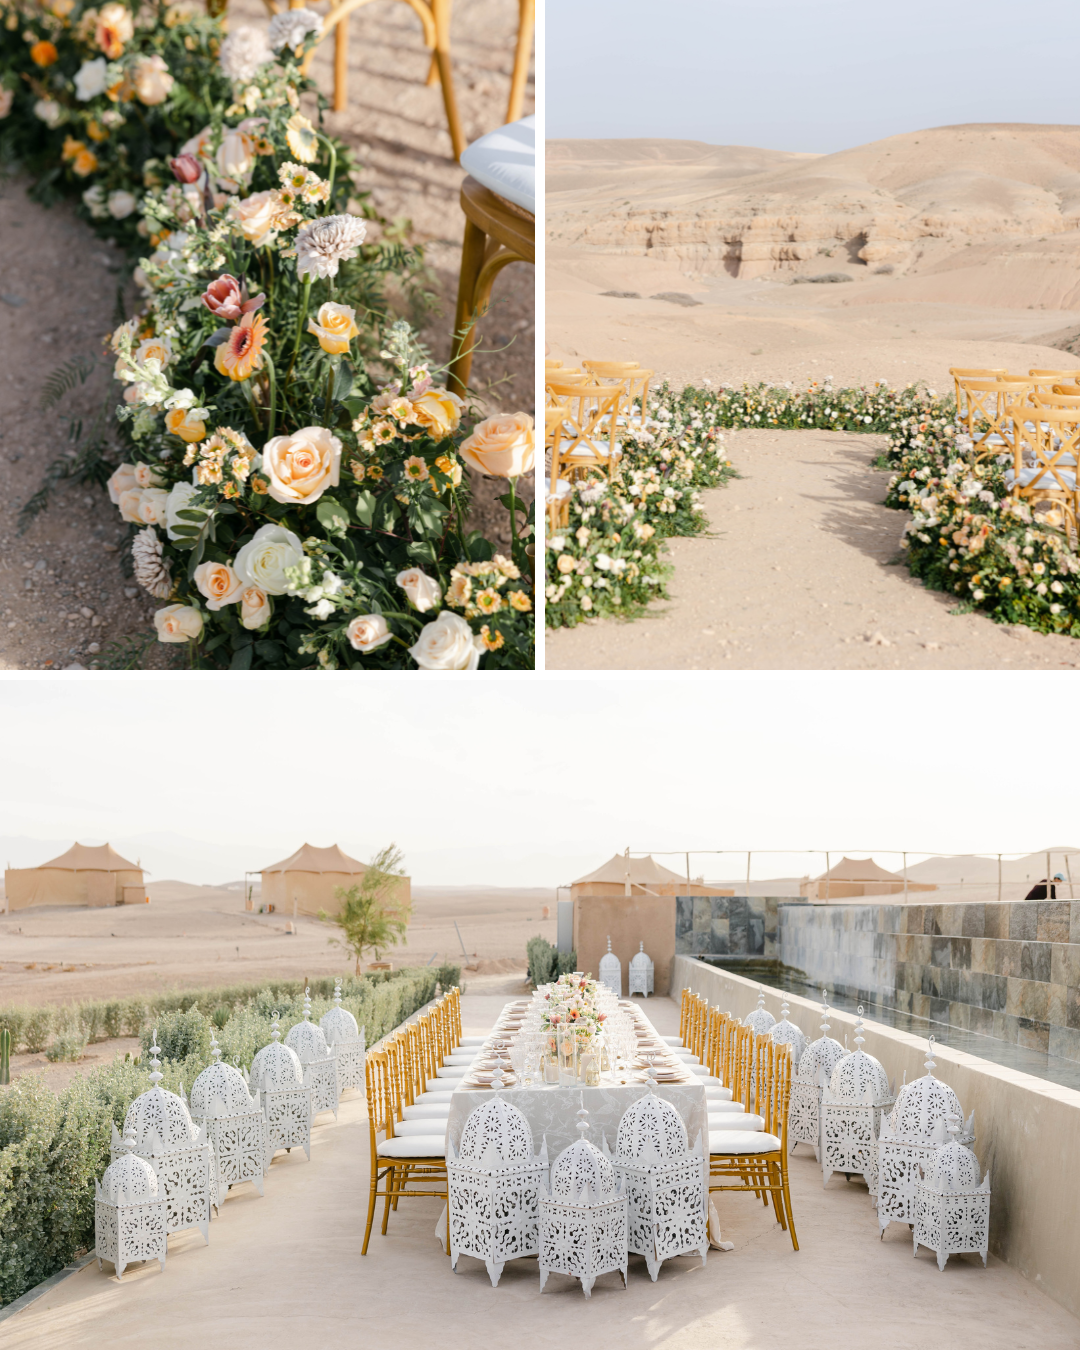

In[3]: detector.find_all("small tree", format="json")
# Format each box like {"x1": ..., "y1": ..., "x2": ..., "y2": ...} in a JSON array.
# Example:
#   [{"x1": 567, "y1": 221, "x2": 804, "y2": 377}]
[{"x1": 320, "y1": 844, "x2": 410, "y2": 975}]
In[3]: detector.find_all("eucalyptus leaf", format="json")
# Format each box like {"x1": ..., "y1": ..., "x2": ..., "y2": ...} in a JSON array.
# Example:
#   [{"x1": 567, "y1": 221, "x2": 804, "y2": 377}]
[
  {"x1": 316, "y1": 497, "x2": 349, "y2": 535},
  {"x1": 354, "y1": 490, "x2": 376, "y2": 527}
]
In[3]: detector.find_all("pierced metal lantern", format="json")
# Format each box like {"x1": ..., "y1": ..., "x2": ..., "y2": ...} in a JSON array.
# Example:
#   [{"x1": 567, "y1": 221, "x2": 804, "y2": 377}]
[
  {"x1": 769, "y1": 999, "x2": 807, "y2": 1066},
  {"x1": 189, "y1": 1035, "x2": 269, "y2": 1204},
  {"x1": 112, "y1": 1034, "x2": 214, "y2": 1243},
  {"x1": 319, "y1": 979, "x2": 366, "y2": 1098},
  {"x1": 820, "y1": 1008, "x2": 894, "y2": 1197},
  {"x1": 540, "y1": 1100, "x2": 628, "y2": 1299},
  {"x1": 95, "y1": 1135, "x2": 167, "y2": 1281},
  {"x1": 789, "y1": 991, "x2": 845, "y2": 1159},
  {"x1": 249, "y1": 1016, "x2": 313, "y2": 1162},
  {"x1": 877, "y1": 1037, "x2": 974, "y2": 1236},
  {"x1": 447, "y1": 1094, "x2": 549, "y2": 1287},
  {"x1": 913, "y1": 1115, "x2": 990, "y2": 1271},
  {"x1": 286, "y1": 989, "x2": 340, "y2": 1119},
  {"x1": 628, "y1": 943, "x2": 654, "y2": 999},
  {"x1": 598, "y1": 937, "x2": 621, "y2": 997},
  {"x1": 743, "y1": 990, "x2": 777, "y2": 1036},
  {"x1": 614, "y1": 1091, "x2": 708, "y2": 1282}
]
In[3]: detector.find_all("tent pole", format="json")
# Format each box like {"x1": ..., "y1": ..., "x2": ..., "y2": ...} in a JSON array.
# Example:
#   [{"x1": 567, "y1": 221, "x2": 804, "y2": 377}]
[
  {"x1": 997, "y1": 854, "x2": 1002, "y2": 904},
  {"x1": 903, "y1": 852, "x2": 907, "y2": 901},
  {"x1": 1067, "y1": 854, "x2": 1075, "y2": 900},
  {"x1": 686, "y1": 852, "x2": 691, "y2": 896},
  {"x1": 824, "y1": 852, "x2": 830, "y2": 902},
  {"x1": 746, "y1": 852, "x2": 751, "y2": 894}
]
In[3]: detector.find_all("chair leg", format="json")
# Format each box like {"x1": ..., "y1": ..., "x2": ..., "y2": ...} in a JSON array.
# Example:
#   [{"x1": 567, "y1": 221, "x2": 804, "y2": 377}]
[
  {"x1": 447, "y1": 215, "x2": 487, "y2": 397},
  {"x1": 429, "y1": 0, "x2": 464, "y2": 160},
  {"x1": 362, "y1": 1167, "x2": 380, "y2": 1254},
  {"x1": 381, "y1": 1167, "x2": 395, "y2": 1234},
  {"x1": 781, "y1": 1162, "x2": 799, "y2": 1251},
  {"x1": 333, "y1": 15, "x2": 349, "y2": 112},
  {"x1": 506, "y1": 0, "x2": 534, "y2": 124}
]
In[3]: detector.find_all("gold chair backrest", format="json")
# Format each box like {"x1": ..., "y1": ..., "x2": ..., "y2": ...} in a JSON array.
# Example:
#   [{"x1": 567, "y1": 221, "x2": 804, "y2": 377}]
[
  {"x1": 949, "y1": 367, "x2": 1006, "y2": 416},
  {"x1": 365, "y1": 1050, "x2": 394, "y2": 1141},
  {"x1": 756, "y1": 1039, "x2": 791, "y2": 1143},
  {"x1": 582, "y1": 361, "x2": 654, "y2": 424},
  {"x1": 546, "y1": 379, "x2": 622, "y2": 466},
  {"x1": 679, "y1": 988, "x2": 690, "y2": 1042},
  {"x1": 730, "y1": 1024, "x2": 754, "y2": 1107},
  {"x1": 1018, "y1": 408, "x2": 1080, "y2": 502},
  {"x1": 384, "y1": 1035, "x2": 408, "y2": 1120},
  {"x1": 956, "y1": 378, "x2": 1032, "y2": 459},
  {"x1": 1033, "y1": 390, "x2": 1080, "y2": 409}
]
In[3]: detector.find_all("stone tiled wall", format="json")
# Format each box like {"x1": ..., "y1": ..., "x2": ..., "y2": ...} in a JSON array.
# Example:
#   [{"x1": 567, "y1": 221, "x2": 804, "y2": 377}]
[
  {"x1": 778, "y1": 899, "x2": 1080, "y2": 1063},
  {"x1": 674, "y1": 895, "x2": 790, "y2": 960}
]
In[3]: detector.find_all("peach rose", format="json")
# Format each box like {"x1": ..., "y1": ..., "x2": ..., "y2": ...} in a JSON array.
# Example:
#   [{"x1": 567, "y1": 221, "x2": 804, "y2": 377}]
[
  {"x1": 458, "y1": 412, "x2": 534, "y2": 478},
  {"x1": 346, "y1": 613, "x2": 393, "y2": 653},
  {"x1": 230, "y1": 189, "x2": 279, "y2": 246},
  {"x1": 0, "y1": 90, "x2": 13, "y2": 119},
  {"x1": 239, "y1": 585, "x2": 270, "y2": 629},
  {"x1": 165, "y1": 406, "x2": 206, "y2": 443},
  {"x1": 117, "y1": 486, "x2": 167, "y2": 526},
  {"x1": 133, "y1": 55, "x2": 173, "y2": 106},
  {"x1": 133, "y1": 462, "x2": 165, "y2": 488},
  {"x1": 216, "y1": 129, "x2": 257, "y2": 191},
  {"x1": 412, "y1": 388, "x2": 463, "y2": 438},
  {"x1": 261, "y1": 425, "x2": 341, "y2": 506},
  {"x1": 307, "y1": 301, "x2": 359, "y2": 355},
  {"x1": 95, "y1": 3, "x2": 134, "y2": 58},
  {"x1": 154, "y1": 603, "x2": 203, "y2": 643},
  {"x1": 396, "y1": 567, "x2": 441, "y2": 613},
  {"x1": 107, "y1": 462, "x2": 139, "y2": 504},
  {"x1": 193, "y1": 560, "x2": 243, "y2": 611}
]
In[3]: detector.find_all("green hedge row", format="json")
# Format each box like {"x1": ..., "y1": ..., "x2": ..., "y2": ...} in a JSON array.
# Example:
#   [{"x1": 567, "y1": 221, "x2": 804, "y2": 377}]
[{"x1": 526, "y1": 936, "x2": 577, "y2": 987}]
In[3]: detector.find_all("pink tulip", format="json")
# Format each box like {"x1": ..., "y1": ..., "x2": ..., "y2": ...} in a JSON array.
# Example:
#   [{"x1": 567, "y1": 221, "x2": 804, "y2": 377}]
[
  {"x1": 170, "y1": 154, "x2": 201, "y2": 184},
  {"x1": 201, "y1": 274, "x2": 266, "y2": 321}
]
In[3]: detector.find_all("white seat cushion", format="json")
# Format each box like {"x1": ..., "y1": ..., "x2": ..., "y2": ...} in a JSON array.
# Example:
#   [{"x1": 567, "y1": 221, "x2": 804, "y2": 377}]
[
  {"x1": 708, "y1": 1130, "x2": 781, "y2": 1154},
  {"x1": 564, "y1": 438, "x2": 620, "y2": 463},
  {"x1": 424, "y1": 1082, "x2": 459, "y2": 1095},
  {"x1": 1006, "y1": 465, "x2": 1077, "y2": 489},
  {"x1": 703, "y1": 1086, "x2": 733, "y2": 1100},
  {"x1": 435, "y1": 1066, "x2": 470, "y2": 1077},
  {"x1": 661, "y1": 1036, "x2": 683, "y2": 1046},
  {"x1": 544, "y1": 476, "x2": 572, "y2": 499},
  {"x1": 460, "y1": 115, "x2": 535, "y2": 215},
  {"x1": 710, "y1": 1113, "x2": 764, "y2": 1131},
  {"x1": 402, "y1": 1103, "x2": 452, "y2": 1120},
  {"x1": 378, "y1": 1134, "x2": 446, "y2": 1159},
  {"x1": 459, "y1": 1037, "x2": 487, "y2": 1046},
  {"x1": 393, "y1": 1118, "x2": 450, "y2": 1137},
  {"x1": 708, "y1": 1101, "x2": 745, "y2": 1115}
]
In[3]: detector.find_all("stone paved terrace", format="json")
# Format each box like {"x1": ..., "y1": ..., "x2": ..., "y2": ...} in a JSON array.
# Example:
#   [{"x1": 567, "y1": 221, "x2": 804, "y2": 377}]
[{"x1": 4, "y1": 987, "x2": 1078, "y2": 1350}]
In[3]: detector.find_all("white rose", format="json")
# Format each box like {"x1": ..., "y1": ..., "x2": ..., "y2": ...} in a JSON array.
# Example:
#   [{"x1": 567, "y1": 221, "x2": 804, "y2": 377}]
[
  {"x1": 74, "y1": 57, "x2": 108, "y2": 101},
  {"x1": 262, "y1": 425, "x2": 341, "y2": 506},
  {"x1": 396, "y1": 567, "x2": 441, "y2": 613},
  {"x1": 347, "y1": 614, "x2": 393, "y2": 653},
  {"x1": 216, "y1": 129, "x2": 255, "y2": 191},
  {"x1": 165, "y1": 481, "x2": 205, "y2": 540},
  {"x1": 117, "y1": 486, "x2": 167, "y2": 526},
  {"x1": 154, "y1": 604, "x2": 203, "y2": 643},
  {"x1": 239, "y1": 585, "x2": 271, "y2": 630},
  {"x1": 34, "y1": 99, "x2": 62, "y2": 128},
  {"x1": 133, "y1": 462, "x2": 165, "y2": 488},
  {"x1": 408, "y1": 611, "x2": 483, "y2": 671},
  {"x1": 83, "y1": 184, "x2": 109, "y2": 218},
  {"x1": 107, "y1": 189, "x2": 137, "y2": 220},
  {"x1": 107, "y1": 463, "x2": 139, "y2": 505},
  {"x1": 233, "y1": 523, "x2": 304, "y2": 596}
]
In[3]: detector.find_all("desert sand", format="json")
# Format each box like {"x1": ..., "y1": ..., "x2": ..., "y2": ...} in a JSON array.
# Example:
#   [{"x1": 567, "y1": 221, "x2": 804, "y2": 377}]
[{"x1": 545, "y1": 126, "x2": 1080, "y2": 669}]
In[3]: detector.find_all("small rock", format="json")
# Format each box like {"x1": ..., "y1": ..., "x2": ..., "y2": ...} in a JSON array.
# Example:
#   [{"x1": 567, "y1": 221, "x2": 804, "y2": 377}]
[
  {"x1": 793, "y1": 273, "x2": 854, "y2": 285},
  {"x1": 600, "y1": 290, "x2": 641, "y2": 299},
  {"x1": 58, "y1": 611, "x2": 67, "y2": 620},
  {"x1": 33, "y1": 560, "x2": 45, "y2": 571},
  {"x1": 923, "y1": 641, "x2": 942, "y2": 650},
  {"x1": 87, "y1": 643, "x2": 100, "y2": 655},
  {"x1": 102, "y1": 543, "x2": 118, "y2": 553},
  {"x1": 866, "y1": 631, "x2": 892, "y2": 647},
  {"x1": 650, "y1": 292, "x2": 703, "y2": 307},
  {"x1": 91, "y1": 616, "x2": 102, "y2": 627},
  {"x1": 124, "y1": 587, "x2": 137, "y2": 599},
  {"x1": 0, "y1": 293, "x2": 26, "y2": 307},
  {"x1": 6, "y1": 621, "x2": 15, "y2": 630},
  {"x1": 80, "y1": 607, "x2": 93, "y2": 619},
  {"x1": 65, "y1": 662, "x2": 86, "y2": 670}
]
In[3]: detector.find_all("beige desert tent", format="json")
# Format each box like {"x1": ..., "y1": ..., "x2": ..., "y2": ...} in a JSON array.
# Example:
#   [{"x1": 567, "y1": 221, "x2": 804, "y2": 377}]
[
  {"x1": 3, "y1": 842, "x2": 145, "y2": 910},
  {"x1": 258, "y1": 843, "x2": 411, "y2": 919},
  {"x1": 800, "y1": 856, "x2": 936, "y2": 902},
  {"x1": 571, "y1": 853, "x2": 721, "y2": 901}
]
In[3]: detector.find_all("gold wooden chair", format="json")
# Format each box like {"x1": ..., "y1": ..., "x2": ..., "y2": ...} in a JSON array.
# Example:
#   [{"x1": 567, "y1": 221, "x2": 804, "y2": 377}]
[
  {"x1": 1009, "y1": 405, "x2": 1080, "y2": 536},
  {"x1": 949, "y1": 367, "x2": 1006, "y2": 419},
  {"x1": 1029, "y1": 369, "x2": 1080, "y2": 400},
  {"x1": 446, "y1": 178, "x2": 534, "y2": 395},
  {"x1": 956, "y1": 377, "x2": 1032, "y2": 461},
  {"x1": 582, "y1": 361, "x2": 654, "y2": 432},
  {"x1": 545, "y1": 405, "x2": 570, "y2": 531},
  {"x1": 545, "y1": 377, "x2": 622, "y2": 491}
]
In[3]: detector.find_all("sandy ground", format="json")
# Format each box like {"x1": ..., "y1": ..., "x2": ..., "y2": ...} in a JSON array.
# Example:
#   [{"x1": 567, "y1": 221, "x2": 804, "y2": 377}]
[
  {"x1": 546, "y1": 426, "x2": 1080, "y2": 670},
  {"x1": 0, "y1": 881, "x2": 549, "y2": 1008},
  {"x1": 0, "y1": 0, "x2": 533, "y2": 671},
  {"x1": 4, "y1": 992, "x2": 1077, "y2": 1348}
]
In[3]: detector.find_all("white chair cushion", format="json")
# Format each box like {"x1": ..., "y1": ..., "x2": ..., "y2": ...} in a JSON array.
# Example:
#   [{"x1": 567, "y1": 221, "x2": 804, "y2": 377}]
[
  {"x1": 458, "y1": 1037, "x2": 488, "y2": 1046},
  {"x1": 435, "y1": 1066, "x2": 470, "y2": 1077},
  {"x1": 709, "y1": 1113, "x2": 765, "y2": 1131},
  {"x1": 563, "y1": 439, "x2": 620, "y2": 462},
  {"x1": 378, "y1": 1134, "x2": 446, "y2": 1159},
  {"x1": 402, "y1": 1103, "x2": 452, "y2": 1120},
  {"x1": 424, "y1": 1081, "x2": 459, "y2": 1095},
  {"x1": 673, "y1": 1052, "x2": 700, "y2": 1063},
  {"x1": 708, "y1": 1101, "x2": 745, "y2": 1115},
  {"x1": 661, "y1": 1036, "x2": 683, "y2": 1046},
  {"x1": 703, "y1": 1086, "x2": 733, "y2": 1100},
  {"x1": 1006, "y1": 465, "x2": 1077, "y2": 489},
  {"x1": 708, "y1": 1130, "x2": 782, "y2": 1154},
  {"x1": 447, "y1": 1050, "x2": 478, "y2": 1060},
  {"x1": 393, "y1": 1118, "x2": 450, "y2": 1137},
  {"x1": 460, "y1": 115, "x2": 535, "y2": 215},
  {"x1": 544, "y1": 476, "x2": 572, "y2": 499}
]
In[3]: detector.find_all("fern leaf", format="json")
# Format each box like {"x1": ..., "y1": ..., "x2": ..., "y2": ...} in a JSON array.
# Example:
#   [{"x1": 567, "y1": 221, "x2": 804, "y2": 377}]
[{"x1": 39, "y1": 354, "x2": 96, "y2": 411}]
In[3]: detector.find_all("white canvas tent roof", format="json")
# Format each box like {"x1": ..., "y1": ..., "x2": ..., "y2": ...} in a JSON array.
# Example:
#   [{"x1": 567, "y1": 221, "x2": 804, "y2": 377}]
[
  {"x1": 36, "y1": 842, "x2": 140, "y2": 871},
  {"x1": 259, "y1": 843, "x2": 368, "y2": 875},
  {"x1": 813, "y1": 856, "x2": 902, "y2": 883},
  {"x1": 573, "y1": 853, "x2": 687, "y2": 886}
]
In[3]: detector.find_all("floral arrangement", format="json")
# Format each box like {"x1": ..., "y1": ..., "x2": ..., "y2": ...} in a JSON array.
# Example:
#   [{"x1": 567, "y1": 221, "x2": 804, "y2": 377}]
[
  {"x1": 0, "y1": 0, "x2": 232, "y2": 245},
  {"x1": 87, "y1": 21, "x2": 534, "y2": 669},
  {"x1": 541, "y1": 972, "x2": 605, "y2": 1037}
]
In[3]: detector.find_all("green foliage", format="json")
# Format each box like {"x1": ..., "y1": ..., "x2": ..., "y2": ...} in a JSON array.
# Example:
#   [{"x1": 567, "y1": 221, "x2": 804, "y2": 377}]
[
  {"x1": 22, "y1": 1008, "x2": 54, "y2": 1055},
  {"x1": 39, "y1": 355, "x2": 96, "y2": 412},
  {"x1": 321, "y1": 845, "x2": 410, "y2": 974},
  {"x1": 0, "y1": 1029, "x2": 9, "y2": 1086},
  {"x1": 44, "y1": 1031, "x2": 88, "y2": 1063},
  {"x1": 431, "y1": 963, "x2": 462, "y2": 990},
  {"x1": 140, "y1": 1006, "x2": 211, "y2": 1066},
  {"x1": 526, "y1": 936, "x2": 577, "y2": 987}
]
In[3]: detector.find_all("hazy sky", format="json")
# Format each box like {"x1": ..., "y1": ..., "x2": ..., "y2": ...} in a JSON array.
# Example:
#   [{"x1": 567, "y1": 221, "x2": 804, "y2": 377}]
[
  {"x1": 546, "y1": 0, "x2": 1080, "y2": 152},
  {"x1": 1, "y1": 675, "x2": 1077, "y2": 887}
]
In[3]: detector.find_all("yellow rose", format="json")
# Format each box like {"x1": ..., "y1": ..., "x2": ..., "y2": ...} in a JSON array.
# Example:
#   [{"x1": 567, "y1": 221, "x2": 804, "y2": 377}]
[
  {"x1": 239, "y1": 585, "x2": 271, "y2": 630},
  {"x1": 193, "y1": 560, "x2": 243, "y2": 611},
  {"x1": 412, "y1": 388, "x2": 463, "y2": 438},
  {"x1": 229, "y1": 190, "x2": 279, "y2": 247},
  {"x1": 95, "y1": 2, "x2": 133, "y2": 57},
  {"x1": 118, "y1": 486, "x2": 167, "y2": 526},
  {"x1": 459, "y1": 412, "x2": 535, "y2": 478},
  {"x1": 261, "y1": 425, "x2": 342, "y2": 506},
  {"x1": 307, "y1": 301, "x2": 359, "y2": 354},
  {"x1": 165, "y1": 407, "x2": 206, "y2": 443},
  {"x1": 154, "y1": 603, "x2": 203, "y2": 643}
]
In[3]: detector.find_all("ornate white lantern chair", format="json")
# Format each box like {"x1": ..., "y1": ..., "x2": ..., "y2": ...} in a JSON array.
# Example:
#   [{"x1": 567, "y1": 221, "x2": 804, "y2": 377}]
[
  {"x1": 820, "y1": 1009, "x2": 894, "y2": 1197},
  {"x1": 913, "y1": 1114, "x2": 990, "y2": 1271},
  {"x1": 95, "y1": 1134, "x2": 167, "y2": 1281},
  {"x1": 877, "y1": 1037, "x2": 975, "y2": 1236},
  {"x1": 789, "y1": 991, "x2": 845, "y2": 1158},
  {"x1": 111, "y1": 1034, "x2": 214, "y2": 1242},
  {"x1": 250, "y1": 1015, "x2": 313, "y2": 1162},
  {"x1": 320, "y1": 979, "x2": 366, "y2": 1098},
  {"x1": 614, "y1": 1090, "x2": 708, "y2": 1281},
  {"x1": 540, "y1": 1100, "x2": 628, "y2": 1299},
  {"x1": 598, "y1": 937, "x2": 621, "y2": 996},
  {"x1": 769, "y1": 999, "x2": 806, "y2": 1067},
  {"x1": 629, "y1": 943, "x2": 654, "y2": 998},
  {"x1": 447, "y1": 1092, "x2": 548, "y2": 1287},
  {"x1": 189, "y1": 1035, "x2": 269, "y2": 1205},
  {"x1": 286, "y1": 989, "x2": 340, "y2": 1120}
]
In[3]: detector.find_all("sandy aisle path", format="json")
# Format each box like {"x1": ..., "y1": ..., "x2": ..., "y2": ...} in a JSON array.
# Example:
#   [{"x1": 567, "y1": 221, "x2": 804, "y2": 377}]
[{"x1": 546, "y1": 428, "x2": 1080, "y2": 670}]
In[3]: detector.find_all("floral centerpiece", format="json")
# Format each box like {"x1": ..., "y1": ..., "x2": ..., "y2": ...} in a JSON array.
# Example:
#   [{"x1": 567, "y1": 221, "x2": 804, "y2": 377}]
[{"x1": 92, "y1": 17, "x2": 534, "y2": 668}]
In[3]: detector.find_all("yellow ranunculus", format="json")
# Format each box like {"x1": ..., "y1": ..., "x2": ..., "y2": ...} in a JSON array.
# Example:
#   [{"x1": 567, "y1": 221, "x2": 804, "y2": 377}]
[{"x1": 307, "y1": 301, "x2": 359, "y2": 354}]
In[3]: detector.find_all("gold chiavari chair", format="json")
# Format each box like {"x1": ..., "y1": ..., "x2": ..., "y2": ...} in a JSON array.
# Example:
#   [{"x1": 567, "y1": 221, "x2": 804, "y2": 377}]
[
  {"x1": 709, "y1": 1039, "x2": 798, "y2": 1250},
  {"x1": 678, "y1": 988, "x2": 691, "y2": 1045},
  {"x1": 361, "y1": 1051, "x2": 448, "y2": 1254},
  {"x1": 545, "y1": 406, "x2": 571, "y2": 531}
]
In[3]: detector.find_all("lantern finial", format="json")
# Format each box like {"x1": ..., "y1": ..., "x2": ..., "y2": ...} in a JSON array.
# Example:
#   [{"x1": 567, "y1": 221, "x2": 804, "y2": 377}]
[
  {"x1": 925, "y1": 1035, "x2": 936, "y2": 1076},
  {"x1": 854, "y1": 1007, "x2": 865, "y2": 1053},
  {"x1": 210, "y1": 1032, "x2": 221, "y2": 1063},
  {"x1": 576, "y1": 1092, "x2": 590, "y2": 1141},
  {"x1": 270, "y1": 1014, "x2": 281, "y2": 1043},
  {"x1": 149, "y1": 1031, "x2": 163, "y2": 1087}
]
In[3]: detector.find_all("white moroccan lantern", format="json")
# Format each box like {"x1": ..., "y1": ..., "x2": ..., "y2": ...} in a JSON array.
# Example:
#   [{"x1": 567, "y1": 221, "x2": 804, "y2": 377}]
[
  {"x1": 249, "y1": 1015, "x2": 313, "y2": 1162},
  {"x1": 913, "y1": 1114, "x2": 990, "y2": 1271},
  {"x1": 189, "y1": 1034, "x2": 269, "y2": 1205},
  {"x1": 789, "y1": 991, "x2": 845, "y2": 1159},
  {"x1": 111, "y1": 1033, "x2": 214, "y2": 1243},
  {"x1": 286, "y1": 988, "x2": 340, "y2": 1119},
  {"x1": 320, "y1": 979, "x2": 366, "y2": 1098},
  {"x1": 743, "y1": 989, "x2": 776, "y2": 1036},
  {"x1": 447, "y1": 1094, "x2": 549, "y2": 1286},
  {"x1": 95, "y1": 1134, "x2": 167, "y2": 1281},
  {"x1": 769, "y1": 999, "x2": 806, "y2": 1066},
  {"x1": 628, "y1": 943, "x2": 654, "y2": 998},
  {"x1": 613, "y1": 1091, "x2": 708, "y2": 1281},
  {"x1": 598, "y1": 937, "x2": 621, "y2": 996},
  {"x1": 820, "y1": 1008, "x2": 894, "y2": 1197},
  {"x1": 877, "y1": 1037, "x2": 974, "y2": 1236},
  {"x1": 539, "y1": 1100, "x2": 628, "y2": 1298}
]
